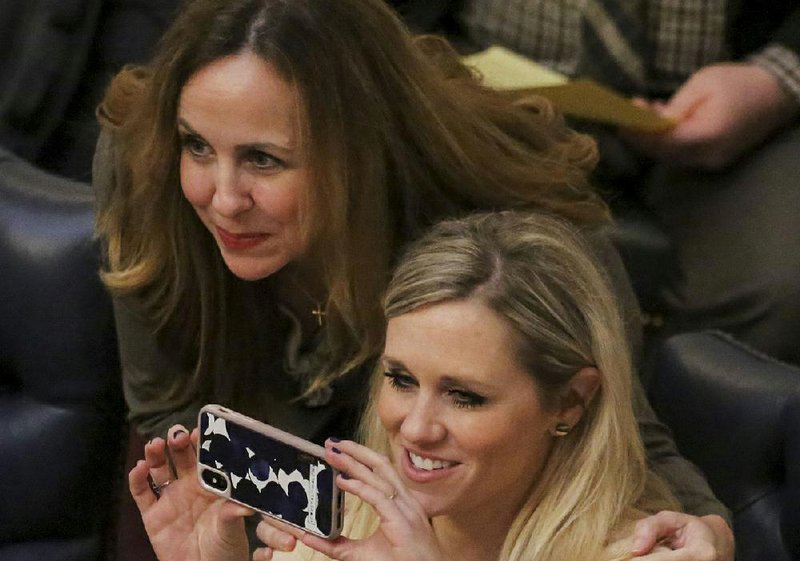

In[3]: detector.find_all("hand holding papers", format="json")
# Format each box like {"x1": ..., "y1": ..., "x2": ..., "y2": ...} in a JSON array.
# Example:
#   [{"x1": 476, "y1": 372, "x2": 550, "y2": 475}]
[{"x1": 463, "y1": 46, "x2": 675, "y2": 133}]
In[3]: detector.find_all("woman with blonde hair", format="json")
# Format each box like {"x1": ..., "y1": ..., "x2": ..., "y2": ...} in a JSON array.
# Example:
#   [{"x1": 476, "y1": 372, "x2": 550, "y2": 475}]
[
  {"x1": 130, "y1": 211, "x2": 693, "y2": 561},
  {"x1": 95, "y1": 0, "x2": 731, "y2": 554}
]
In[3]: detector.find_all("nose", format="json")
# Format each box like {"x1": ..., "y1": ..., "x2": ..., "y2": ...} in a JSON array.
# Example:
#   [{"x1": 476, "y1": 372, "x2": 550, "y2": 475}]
[
  {"x1": 399, "y1": 394, "x2": 447, "y2": 445},
  {"x1": 211, "y1": 161, "x2": 253, "y2": 217}
]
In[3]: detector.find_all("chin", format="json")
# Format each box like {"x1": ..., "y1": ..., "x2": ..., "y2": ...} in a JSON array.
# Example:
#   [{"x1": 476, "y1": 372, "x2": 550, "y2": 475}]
[{"x1": 223, "y1": 257, "x2": 287, "y2": 281}]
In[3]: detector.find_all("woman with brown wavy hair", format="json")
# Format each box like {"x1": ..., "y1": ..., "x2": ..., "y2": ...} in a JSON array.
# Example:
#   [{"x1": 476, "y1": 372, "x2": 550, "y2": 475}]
[
  {"x1": 95, "y1": 0, "x2": 603, "y2": 442},
  {"x1": 94, "y1": 0, "x2": 731, "y2": 556}
]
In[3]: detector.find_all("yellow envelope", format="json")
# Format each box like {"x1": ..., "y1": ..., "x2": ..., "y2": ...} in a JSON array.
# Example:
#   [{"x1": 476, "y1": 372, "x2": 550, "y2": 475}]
[{"x1": 463, "y1": 46, "x2": 675, "y2": 133}]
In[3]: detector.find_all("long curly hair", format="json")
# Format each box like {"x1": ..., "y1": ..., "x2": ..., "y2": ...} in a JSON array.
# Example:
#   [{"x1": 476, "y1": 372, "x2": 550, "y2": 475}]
[{"x1": 95, "y1": 0, "x2": 608, "y2": 409}]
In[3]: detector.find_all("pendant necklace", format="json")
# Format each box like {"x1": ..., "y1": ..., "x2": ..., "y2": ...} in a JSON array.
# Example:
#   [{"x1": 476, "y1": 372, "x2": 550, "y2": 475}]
[{"x1": 293, "y1": 278, "x2": 327, "y2": 327}]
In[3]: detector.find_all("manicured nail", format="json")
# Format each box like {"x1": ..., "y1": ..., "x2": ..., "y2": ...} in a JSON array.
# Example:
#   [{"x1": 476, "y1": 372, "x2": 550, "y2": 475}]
[
  {"x1": 332, "y1": 447, "x2": 341, "y2": 454},
  {"x1": 172, "y1": 428, "x2": 187, "y2": 439},
  {"x1": 328, "y1": 436, "x2": 341, "y2": 442},
  {"x1": 341, "y1": 472, "x2": 351, "y2": 479}
]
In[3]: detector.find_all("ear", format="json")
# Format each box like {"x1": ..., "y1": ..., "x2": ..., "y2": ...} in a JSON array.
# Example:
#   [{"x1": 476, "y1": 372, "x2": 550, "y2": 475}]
[{"x1": 551, "y1": 367, "x2": 600, "y2": 433}]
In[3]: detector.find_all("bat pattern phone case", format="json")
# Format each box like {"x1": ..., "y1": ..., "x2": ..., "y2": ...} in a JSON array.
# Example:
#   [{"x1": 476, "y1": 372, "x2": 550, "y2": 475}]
[{"x1": 196, "y1": 404, "x2": 344, "y2": 538}]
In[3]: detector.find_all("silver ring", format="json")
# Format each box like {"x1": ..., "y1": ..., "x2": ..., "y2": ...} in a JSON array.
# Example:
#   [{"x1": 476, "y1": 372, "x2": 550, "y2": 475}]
[{"x1": 150, "y1": 478, "x2": 173, "y2": 498}]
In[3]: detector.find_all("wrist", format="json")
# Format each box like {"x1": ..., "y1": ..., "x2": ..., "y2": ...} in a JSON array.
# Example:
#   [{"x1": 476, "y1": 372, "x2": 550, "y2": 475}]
[{"x1": 747, "y1": 45, "x2": 800, "y2": 117}]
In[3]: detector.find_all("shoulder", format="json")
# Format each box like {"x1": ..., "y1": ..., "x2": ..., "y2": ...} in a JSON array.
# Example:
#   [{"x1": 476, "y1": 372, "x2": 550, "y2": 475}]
[
  {"x1": 603, "y1": 516, "x2": 680, "y2": 561},
  {"x1": 603, "y1": 524, "x2": 669, "y2": 561},
  {"x1": 604, "y1": 535, "x2": 635, "y2": 561}
]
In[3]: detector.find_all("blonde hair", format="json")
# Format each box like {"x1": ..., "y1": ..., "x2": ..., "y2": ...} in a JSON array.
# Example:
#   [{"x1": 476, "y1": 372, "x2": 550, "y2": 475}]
[
  {"x1": 340, "y1": 211, "x2": 677, "y2": 561},
  {"x1": 95, "y1": 0, "x2": 609, "y2": 407}
]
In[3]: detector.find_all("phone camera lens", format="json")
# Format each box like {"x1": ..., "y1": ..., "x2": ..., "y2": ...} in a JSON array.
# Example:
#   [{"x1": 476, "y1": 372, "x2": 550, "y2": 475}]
[{"x1": 201, "y1": 468, "x2": 229, "y2": 492}]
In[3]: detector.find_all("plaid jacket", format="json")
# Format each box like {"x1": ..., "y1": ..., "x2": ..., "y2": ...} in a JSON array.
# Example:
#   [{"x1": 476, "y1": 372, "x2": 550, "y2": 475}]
[{"x1": 389, "y1": 0, "x2": 800, "y2": 100}]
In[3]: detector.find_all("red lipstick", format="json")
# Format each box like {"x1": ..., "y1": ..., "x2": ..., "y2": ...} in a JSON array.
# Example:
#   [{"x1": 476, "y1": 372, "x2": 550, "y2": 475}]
[{"x1": 216, "y1": 226, "x2": 269, "y2": 250}]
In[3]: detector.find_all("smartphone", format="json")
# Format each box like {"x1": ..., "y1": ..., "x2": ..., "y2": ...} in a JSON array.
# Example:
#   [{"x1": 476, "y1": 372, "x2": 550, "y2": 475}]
[{"x1": 196, "y1": 404, "x2": 344, "y2": 539}]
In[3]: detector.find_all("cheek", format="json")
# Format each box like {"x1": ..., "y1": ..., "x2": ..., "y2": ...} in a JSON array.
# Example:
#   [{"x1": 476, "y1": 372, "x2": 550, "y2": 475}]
[
  {"x1": 466, "y1": 409, "x2": 552, "y2": 467},
  {"x1": 250, "y1": 175, "x2": 306, "y2": 226},
  {"x1": 251, "y1": 188, "x2": 300, "y2": 222},
  {"x1": 455, "y1": 417, "x2": 508, "y2": 458},
  {"x1": 180, "y1": 156, "x2": 213, "y2": 206},
  {"x1": 498, "y1": 417, "x2": 554, "y2": 478}
]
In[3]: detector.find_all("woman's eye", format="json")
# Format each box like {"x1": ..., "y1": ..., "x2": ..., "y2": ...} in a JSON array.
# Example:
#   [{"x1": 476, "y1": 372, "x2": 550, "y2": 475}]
[
  {"x1": 248, "y1": 150, "x2": 282, "y2": 170},
  {"x1": 449, "y1": 389, "x2": 486, "y2": 409},
  {"x1": 181, "y1": 135, "x2": 210, "y2": 158},
  {"x1": 383, "y1": 371, "x2": 416, "y2": 391}
]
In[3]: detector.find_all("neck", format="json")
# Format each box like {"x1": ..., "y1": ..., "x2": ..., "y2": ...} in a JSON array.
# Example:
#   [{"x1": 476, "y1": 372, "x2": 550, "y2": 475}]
[
  {"x1": 432, "y1": 509, "x2": 514, "y2": 561},
  {"x1": 430, "y1": 477, "x2": 545, "y2": 561}
]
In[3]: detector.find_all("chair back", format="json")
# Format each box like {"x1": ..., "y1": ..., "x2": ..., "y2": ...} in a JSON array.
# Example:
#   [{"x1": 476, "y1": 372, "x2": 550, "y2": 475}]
[
  {"x1": 648, "y1": 331, "x2": 800, "y2": 561},
  {"x1": 0, "y1": 148, "x2": 125, "y2": 561}
]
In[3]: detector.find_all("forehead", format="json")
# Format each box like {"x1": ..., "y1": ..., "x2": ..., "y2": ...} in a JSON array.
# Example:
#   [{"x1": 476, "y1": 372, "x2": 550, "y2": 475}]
[
  {"x1": 384, "y1": 299, "x2": 534, "y2": 390},
  {"x1": 178, "y1": 52, "x2": 303, "y2": 147}
]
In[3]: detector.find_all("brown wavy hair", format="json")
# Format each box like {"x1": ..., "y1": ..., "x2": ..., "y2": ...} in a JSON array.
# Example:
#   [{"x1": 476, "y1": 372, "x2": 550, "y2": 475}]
[{"x1": 95, "y1": 0, "x2": 608, "y2": 407}]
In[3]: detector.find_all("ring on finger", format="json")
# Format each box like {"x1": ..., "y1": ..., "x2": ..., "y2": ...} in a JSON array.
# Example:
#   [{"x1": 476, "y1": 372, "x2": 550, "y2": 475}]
[{"x1": 149, "y1": 477, "x2": 174, "y2": 498}]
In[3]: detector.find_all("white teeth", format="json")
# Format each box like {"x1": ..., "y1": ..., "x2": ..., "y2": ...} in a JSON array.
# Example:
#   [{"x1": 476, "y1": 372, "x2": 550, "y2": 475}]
[{"x1": 409, "y1": 451, "x2": 455, "y2": 471}]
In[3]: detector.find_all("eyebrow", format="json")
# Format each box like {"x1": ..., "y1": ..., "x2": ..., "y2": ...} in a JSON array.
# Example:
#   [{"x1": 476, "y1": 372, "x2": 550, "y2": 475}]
[{"x1": 176, "y1": 117, "x2": 297, "y2": 153}]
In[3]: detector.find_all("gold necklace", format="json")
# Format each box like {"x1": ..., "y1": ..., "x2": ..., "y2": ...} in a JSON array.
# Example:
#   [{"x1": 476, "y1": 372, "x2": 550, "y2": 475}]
[
  {"x1": 292, "y1": 276, "x2": 327, "y2": 327},
  {"x1": 310, "y1": 301, "x2": 326, "y2": 327}
]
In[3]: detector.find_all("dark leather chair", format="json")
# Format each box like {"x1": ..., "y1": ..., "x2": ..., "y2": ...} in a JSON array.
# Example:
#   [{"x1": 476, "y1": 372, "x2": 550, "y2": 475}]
[
  {"x1": 0, "y1": 148, "x2": 125, "y2": 561},
  {"x1": 647, "y1": 331, "x2": 800, "y2": 561}
]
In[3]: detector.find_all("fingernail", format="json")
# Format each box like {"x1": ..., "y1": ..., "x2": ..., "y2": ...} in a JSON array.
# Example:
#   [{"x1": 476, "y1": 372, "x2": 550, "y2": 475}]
[
  {"x1": 341, "y1": 472, "x2": 350, "y2": 479},
  {"x1": 328, "y1": 436, "x2": 341, "y2": 442},
  {"x1": 331, "y1": 447, "x2": 341, "y2": 454},
  {"x1": 172, "y1": 428, "x2": 187, "y2": 439}
]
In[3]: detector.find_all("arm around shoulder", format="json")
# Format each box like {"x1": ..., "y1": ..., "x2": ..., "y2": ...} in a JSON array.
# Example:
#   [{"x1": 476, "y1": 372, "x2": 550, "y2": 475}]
[
  {"x1": 632, "y1": 372, "x2": 731, "y2": 524},
  {"x1": 583, "y1": 227, "x2": 730, "y2": 523}
]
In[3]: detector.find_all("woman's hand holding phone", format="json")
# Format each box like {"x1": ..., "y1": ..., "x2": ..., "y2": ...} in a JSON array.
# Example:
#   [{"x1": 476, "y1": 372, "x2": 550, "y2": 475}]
[
  {"x1": 130, "y1": 418, "x2": 446, "y2": 561},
  {"x1": 257, "y1": 438, "x2": 446, "y2": 561},
  {"x1": 128, "y1": 425, "x2": 253, "y2": 561}
]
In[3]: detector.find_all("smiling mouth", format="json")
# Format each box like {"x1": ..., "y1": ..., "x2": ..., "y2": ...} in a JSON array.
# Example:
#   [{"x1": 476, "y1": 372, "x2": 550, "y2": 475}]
[
  {"x1": 408, "y1": 451, "x2": 458, "y2": 471},
  {"x1": 215, "y1": 227, "x2": 270, "y2": 249}
]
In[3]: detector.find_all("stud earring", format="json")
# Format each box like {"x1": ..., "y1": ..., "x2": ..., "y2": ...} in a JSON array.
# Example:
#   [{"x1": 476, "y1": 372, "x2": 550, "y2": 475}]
[{"x1": 553, "y1": 422, "x2": 571, "y2": 436}]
